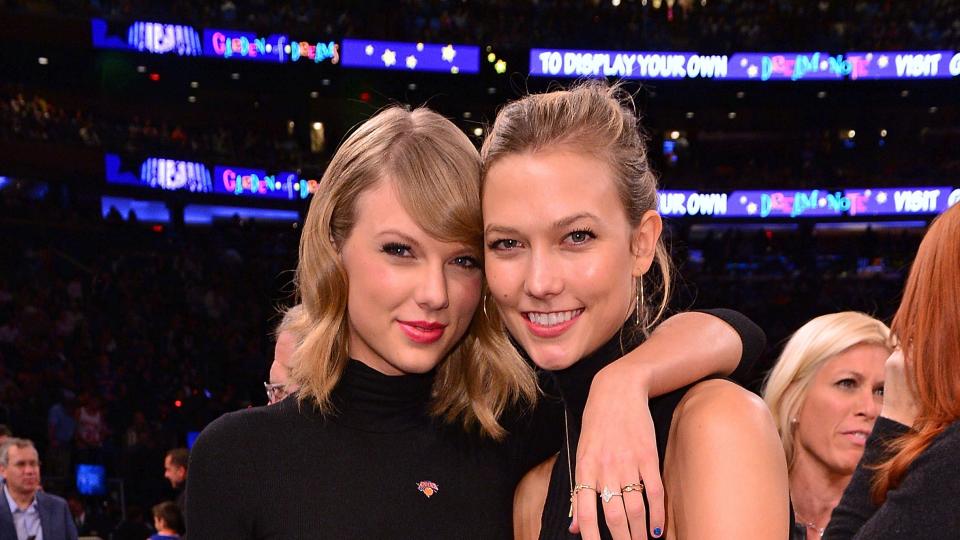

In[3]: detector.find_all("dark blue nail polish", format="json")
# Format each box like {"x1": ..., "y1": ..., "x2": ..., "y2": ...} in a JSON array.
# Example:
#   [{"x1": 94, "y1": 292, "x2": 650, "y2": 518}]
[{"x1": 653, "y1": 527, "x2": 663, "y2": 537}]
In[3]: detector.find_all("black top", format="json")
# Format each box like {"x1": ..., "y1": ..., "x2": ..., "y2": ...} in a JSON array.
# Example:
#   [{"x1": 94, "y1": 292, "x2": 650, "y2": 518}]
[
  {"x1": 824, "y1": 416, "x2": 960, "y2": 539},
  {"x1": 186, "y1": 360, "x2": 560, "y2": 539},
  {"x1": 538, "y1": 308, "x2": 765, "y2": 539}
]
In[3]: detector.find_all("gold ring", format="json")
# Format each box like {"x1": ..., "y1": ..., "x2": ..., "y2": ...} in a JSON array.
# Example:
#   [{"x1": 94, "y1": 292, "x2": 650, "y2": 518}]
[
  {"x1": 622, "y1": 483, "x2": 645, "y2": 493},
  {"x1": 573, "y1": 483, "x2": 596, "y2": 495}
]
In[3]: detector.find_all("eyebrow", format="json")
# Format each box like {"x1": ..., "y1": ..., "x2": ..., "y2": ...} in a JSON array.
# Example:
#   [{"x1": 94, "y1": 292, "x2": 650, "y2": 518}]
[
  {"x1": 485, "y1": 212, "x2": 599, "y2": 236},
  {"x1": 375, "y1": 229, "x2": 423, "y2": 249}
]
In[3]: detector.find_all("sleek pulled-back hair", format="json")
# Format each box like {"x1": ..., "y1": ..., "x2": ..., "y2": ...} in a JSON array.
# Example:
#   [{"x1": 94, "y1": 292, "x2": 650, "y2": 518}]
[
  {"x1": 292, "y1": 106, "x2": 537, "y2": 439},
  {"x1": 479, "y1": 81, "x2": 671, "y2": 334},
  {"x1": 762, "y1": 312, "x2": 891, "y2": 469}
]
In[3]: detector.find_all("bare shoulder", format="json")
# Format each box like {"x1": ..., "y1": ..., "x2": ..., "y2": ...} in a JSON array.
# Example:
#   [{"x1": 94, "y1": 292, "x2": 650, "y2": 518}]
[
  {"x1": 674, "y1": 379, "x2": 774, "y2": 435},
  {"x1": 664, "y1": 379, "x2": 789, "y2": 539},
  {"x1": 513, "y1": 455, "x2": 556, "y2": 540}
]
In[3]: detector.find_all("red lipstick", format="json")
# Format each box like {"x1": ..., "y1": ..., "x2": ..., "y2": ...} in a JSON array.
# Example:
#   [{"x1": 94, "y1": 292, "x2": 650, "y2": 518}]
[{"x1": 397, "y1": 320, "x2": 447, "y2": 344}]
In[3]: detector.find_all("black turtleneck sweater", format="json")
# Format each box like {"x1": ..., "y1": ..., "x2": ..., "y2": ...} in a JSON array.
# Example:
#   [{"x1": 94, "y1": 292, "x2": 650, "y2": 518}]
[
  {"x1": 538, "y1": 309, "x2": 765, "y2": 539},
  {"x1": 186, "y1": 360, "x2": 560, "y2": 539}
]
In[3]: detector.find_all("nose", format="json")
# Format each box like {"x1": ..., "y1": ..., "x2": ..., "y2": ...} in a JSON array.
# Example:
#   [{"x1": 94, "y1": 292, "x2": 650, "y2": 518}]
[
  {"x1": 523, "y1": 246, "x2": 563, "y2": 299},
  {"x1": 857, "y1": 388, "x2": 882, "y2": 421},
  {"x1": 414, "y1": 260, "x2": 449, "y2": 311}
]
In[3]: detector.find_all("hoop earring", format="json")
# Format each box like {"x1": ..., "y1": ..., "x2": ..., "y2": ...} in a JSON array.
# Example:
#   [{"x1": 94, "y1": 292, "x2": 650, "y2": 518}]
[{"x1": 482, "y1": 294, "x2": 489, "y2": 320}]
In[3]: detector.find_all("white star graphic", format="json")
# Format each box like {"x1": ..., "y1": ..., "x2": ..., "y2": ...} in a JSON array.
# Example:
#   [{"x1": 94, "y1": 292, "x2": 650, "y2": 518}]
[
  {"x1": 866, "y1": 53, "x2": 873, "y2": 61},
  {"x1": 365, "y1": 44, "x2": 374, "y2": 56},
  {"x1": 878, "y1": 55, "x2": 889, "y2": 69},
  {"x1": 747, "y1": 65, "x2": 758, "y2": 78},
  {"x1": 746, "y1": 202, "x2": 758, "y2": 215},
  {"x1": 876, "y1": 192, "x2": 888, "y2": 204},
  {"x1": 740, "y1": 58, "x2": 748, "y2": 67},
  {"x1": 441, "y1": 44, "x2": 456, "y2": 63},
  {"x1": 406, "y1": 55, "x2": 417, "y2": 69},
  {"x1": 381, "y1": 49, "x2": 396, "y2": 67},
  {"x1": 739, "y1": 195, "x2": 748, "y2": 205},
  {"x1": 864, "y1": 189, "x2": 872, "y2": 197}
]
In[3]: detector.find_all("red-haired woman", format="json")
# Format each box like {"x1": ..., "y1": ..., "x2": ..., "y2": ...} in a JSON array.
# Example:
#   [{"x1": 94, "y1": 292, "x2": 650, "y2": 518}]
[{"x1": 825, "y1": 203, "x2": 960, "y2": 538}]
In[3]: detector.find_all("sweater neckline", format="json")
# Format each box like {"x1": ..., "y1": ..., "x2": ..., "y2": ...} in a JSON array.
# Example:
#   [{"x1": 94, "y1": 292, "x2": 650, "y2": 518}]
[{"x1": 327, "y1": 360, "x2": 435, "y2": 433}]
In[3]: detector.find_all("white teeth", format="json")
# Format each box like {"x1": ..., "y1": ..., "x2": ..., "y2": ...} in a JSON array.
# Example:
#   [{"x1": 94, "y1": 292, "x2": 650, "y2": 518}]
[{"x1": 526, "y1": 310, "x2": 582, "y2": 327}]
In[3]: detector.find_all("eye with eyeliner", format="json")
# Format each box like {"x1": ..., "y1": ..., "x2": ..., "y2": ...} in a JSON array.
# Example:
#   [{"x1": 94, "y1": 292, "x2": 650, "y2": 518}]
[
  {"x1": 564, "y1": 228, "x2": 596, "y2": 245},
  {"x1": 381, "y1": 242, "x2": 413, "y2": 258},
  {"x1": 487, "y1": 238, "x2": 522, "y2": 251},
  {"x1": 452, "y1": 255, "x2": 481, "y2": 269}
]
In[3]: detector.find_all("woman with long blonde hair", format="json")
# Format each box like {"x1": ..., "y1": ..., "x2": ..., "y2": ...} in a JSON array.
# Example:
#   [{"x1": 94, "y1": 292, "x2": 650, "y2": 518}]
[
  {"x1": 186, "y1": 105, "x2": 760, "y2": 539},
  {"x1": 825, "y1": 203, "x2": 960, "y2": 538}
]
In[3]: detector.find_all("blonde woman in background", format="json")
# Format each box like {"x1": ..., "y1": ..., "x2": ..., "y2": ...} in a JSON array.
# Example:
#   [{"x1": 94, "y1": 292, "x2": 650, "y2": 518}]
[{"x1": 763, "y1": 312, "x2": 891, "y2": 539}]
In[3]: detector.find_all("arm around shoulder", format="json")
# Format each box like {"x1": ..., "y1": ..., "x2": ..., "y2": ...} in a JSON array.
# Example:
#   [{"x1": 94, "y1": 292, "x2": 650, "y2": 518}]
[{"x1": 665, "y1": 380, "x2": 789, "y2": 540}]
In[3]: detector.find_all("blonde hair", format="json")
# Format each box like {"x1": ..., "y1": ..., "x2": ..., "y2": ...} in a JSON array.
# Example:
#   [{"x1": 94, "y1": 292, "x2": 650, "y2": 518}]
[
  {"x1": 479, "y1": 81, "x2": 671, "y2": 335},
  {"x1": 291, "y1": 106, "x2": 537, "y2": 439},
  {"x1": 275, "y1": 304, "x2": 304, "y2": 341},
  {"x1": 762, "y1": 311, "x2": 891, "y2": 468}
]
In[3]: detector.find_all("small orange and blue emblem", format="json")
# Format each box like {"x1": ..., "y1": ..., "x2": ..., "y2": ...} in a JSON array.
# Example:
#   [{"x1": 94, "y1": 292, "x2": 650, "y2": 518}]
[{"x1": 417, "y1": 481, "x2": 439, "y2": 498}]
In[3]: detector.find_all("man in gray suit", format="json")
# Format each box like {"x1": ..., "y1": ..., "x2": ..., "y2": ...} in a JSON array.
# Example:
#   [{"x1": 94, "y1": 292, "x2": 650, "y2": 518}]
[{"x1": 0, "y1": 438, "x2": 77, "y2": 540}]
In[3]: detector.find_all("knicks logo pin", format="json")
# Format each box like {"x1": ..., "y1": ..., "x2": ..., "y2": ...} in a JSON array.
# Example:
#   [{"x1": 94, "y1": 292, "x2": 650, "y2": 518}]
[{"x1": 416, "y1": 481, "x2": 439, "y2": 498}]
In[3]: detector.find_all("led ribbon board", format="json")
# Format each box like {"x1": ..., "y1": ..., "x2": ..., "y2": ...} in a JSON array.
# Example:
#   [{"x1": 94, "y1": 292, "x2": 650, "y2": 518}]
[
  {"x1": 91, "y1": 18, "x2": 203, "y2": 55},
  {"x1": 844, "y1": 51, "x2": 960, "y2": 79},
  {"x1": 341, "y1": 39, "x2": 479, "y2": 74},
  {"x1": 105, "y1": 153, "x2": 317, "y2": 200},
  {"x1": 658, "y1": 187, "x2": 960, "y2": 218},
  {"x1": 531, "y1": 48, "x2": 960, "y2": 81},
  {"x1": 203, "y1": 29, "x2": 339, "y2": 64}
]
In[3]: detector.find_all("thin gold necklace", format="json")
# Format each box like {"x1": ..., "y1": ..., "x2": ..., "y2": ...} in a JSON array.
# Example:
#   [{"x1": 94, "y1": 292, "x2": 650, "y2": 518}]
[{"x1": 564, "y1": 408, "x2": 574, "y2": 518}]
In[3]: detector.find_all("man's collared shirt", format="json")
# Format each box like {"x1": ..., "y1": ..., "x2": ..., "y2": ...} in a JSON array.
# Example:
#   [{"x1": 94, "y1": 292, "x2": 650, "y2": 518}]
[{"x1": 3, "y1": 483, "x2": 42, "y2": 540}]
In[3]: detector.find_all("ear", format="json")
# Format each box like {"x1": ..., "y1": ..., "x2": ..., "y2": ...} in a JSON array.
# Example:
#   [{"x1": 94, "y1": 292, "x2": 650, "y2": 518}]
[{"x1": 630, "y1": 210, "x2": 663, "y2": 278}]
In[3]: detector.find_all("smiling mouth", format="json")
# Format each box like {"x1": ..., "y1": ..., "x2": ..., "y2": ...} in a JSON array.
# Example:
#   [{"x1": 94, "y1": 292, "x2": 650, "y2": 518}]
[
  {"x1": 842, "y1": 431, "x2": 870, "y2": 444},
  {"x1": 523, "y1": 309, "x2": 583, "y2": 327}
]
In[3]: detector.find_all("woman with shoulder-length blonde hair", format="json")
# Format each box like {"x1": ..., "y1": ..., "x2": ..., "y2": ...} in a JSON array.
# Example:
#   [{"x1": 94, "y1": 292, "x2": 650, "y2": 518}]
[
  {"x1": 825, "y1": 204, "x2": 960, "y2": 539},
  {"x1": 186, "y1": 105, "x2": 761, "y2": 539},
  {"x1": 762, "y1": 312, "x2": 891, "y2": 539}
]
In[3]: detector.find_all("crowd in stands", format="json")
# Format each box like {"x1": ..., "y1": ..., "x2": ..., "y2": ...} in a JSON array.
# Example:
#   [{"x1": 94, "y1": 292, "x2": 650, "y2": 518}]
[
  {"x1": 7, "y1": 0, "x2": 960, "y2": 51},
  {"x1": 0, "y1": 89, "x2": 307, "y2": 169},
  {"x1": 3, "y1": 88, "x2": 958, "y2": 188},
  {"x1": 0, "y1": 185, "x2": 299, "y2": 535}
]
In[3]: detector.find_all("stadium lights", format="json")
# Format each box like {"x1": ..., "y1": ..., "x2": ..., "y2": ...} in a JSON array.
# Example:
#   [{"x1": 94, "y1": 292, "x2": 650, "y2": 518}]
[
  {"x1": 322, "y1": 79, "x2": 331, "y2": 86},
  {"x1": 136, "y1": 65, "x2": 146, "y2": 73},
  {"x1": 487, "y1": 52, "x2": 496, "y2": 63},
  {"x1": 310, "y1": 91, "x2": 319, "y2": 98},
  {"x1": 473, "y1": 127, "x2": 484, "y2": 137},
  {"x1": 231, "y1": 72, "x2": 240, "y2": 80},
  {"x1": 847, "y1": 130, "x2": 856, "y2": 139},
  {"x1": 817, "y1": 91, "x2": 827, "y2": 99},
  {"x1": 37, "y1": 57, "x2": 48, "y2": 65},
  {"x1": 669, "y1": 131, "x2": 681, "y2": 140},
  {"x1": 900, "y1": 89, "x2": 910, "y2": 98},
  {"x1": 929, "y1": 106, "x2": 938, "y2": 114},
  {"x1": 312, "y1": 122, "x2": 323, "y2": 130},
  {"x1": 494, "y1": 59, "x2": 507, "y2": 74},
  {"x1": 408, "y1": 83, "x2": 417, "y2": 91},
  {"x1": 685, "y1": 111, "x2": 695, "y2": 119},
  {"x1": 487, "y1": 86, "x2": 497, "y2": 94},
  {"x1": 463, "y1": 112, "x2": 472, "y2": 119},
  {"x1": 736, "y1": 91, "x2": 745, "y2": 99},
  {"x1": 612, "y1": 0, "x2": 621, "y2": 6},
  {"x1": 880, "y1": 129, "x2": 888, "y2": 137},
  {"x1": 727, "y1": 111, "x2": 737, "y2": 119},
  {"x1": 188, "y1": 96, "x2": 196, "y2": 103},
  {"x1": 190, "y1": 81, "x2": 199, "y2": 88}
]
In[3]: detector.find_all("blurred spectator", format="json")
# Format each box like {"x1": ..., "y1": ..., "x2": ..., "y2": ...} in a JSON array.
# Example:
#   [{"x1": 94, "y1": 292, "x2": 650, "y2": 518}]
[
  {"x1": 150, "y1": 501, "x2": 184, "y2": 540},
  {"x1": 266, "y1": 304, "x2": 303, "y2": 405},
  {"x1": 162, "y1": 448, "x2": 189, "y2": 516},
  {"x1": 0, "y1": 438, "x2": 78, "y2": 540}
]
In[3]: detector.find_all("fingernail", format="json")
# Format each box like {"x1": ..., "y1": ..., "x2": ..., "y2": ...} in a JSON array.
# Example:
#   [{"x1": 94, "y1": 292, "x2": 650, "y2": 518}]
[{"x1": 653, "y1": 527, "x2": 663, "y2": 537}]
